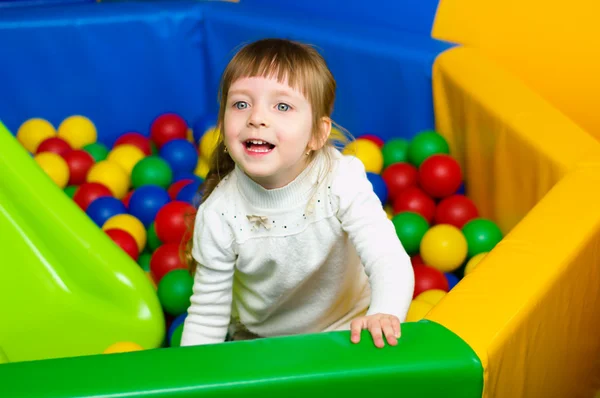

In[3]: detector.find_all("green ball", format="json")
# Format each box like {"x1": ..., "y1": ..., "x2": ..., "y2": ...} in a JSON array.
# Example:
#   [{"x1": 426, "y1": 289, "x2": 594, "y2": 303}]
[
  {"x1": 83, "y1": 142, "x2": 109, "y2": 162},
  {"x1": 157, "y1": 269, "x2": 193, "y2": 316},
  {"x1": 64, "y1": 185, "x2": 78, "y2": 198},
  {"x1": 138, "y1": 252, "x2": 152, "y2": 272},
  {"x1": 407, "y1": 130, "x2": 450, "y2": 167},
  {"x1": 462, "y1": 218, "x2": 503, "y2": 258},
  {"x1": 391, "y1": 212, "x2": 430, "y2": 255},
  {"x1": 382, "y1": 138, "x2": 409, "y2": 168},
  {"x1": 170, "y1": 323, "x2": 184, "y2": 347},
  {"x1": 131, "y1": 156, "x2": 173, "y2": 189},
  {"x1": 0, "y1": 347, "x2": 9, "y2": 364},
  {"x1": 147, "y1": 222, "x2": 162, "y2": 252}
]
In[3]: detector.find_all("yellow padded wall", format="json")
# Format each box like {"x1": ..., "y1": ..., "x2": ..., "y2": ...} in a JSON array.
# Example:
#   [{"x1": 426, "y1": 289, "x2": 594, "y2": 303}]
[{"x1": 426, "y1": 46, "x2": 600, "y2": 397}]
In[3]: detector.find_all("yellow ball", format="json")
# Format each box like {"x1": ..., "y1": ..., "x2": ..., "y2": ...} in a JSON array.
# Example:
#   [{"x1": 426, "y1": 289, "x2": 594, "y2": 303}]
[
  {"x1": 384, "y1": 204, "x2": 394, "y2": 220},
  {"x1": 405, "y1": 299, "x2": 434, "y2": 322},
  {"x1": 107, "y1": 144, "x2": 145, "y2": 176},
  {"x1": 342, "y1": 138, "x2": 383, "y2": 173},
  {"x1": 199, "y1": 127, "x2": 220, "y2": 159},
  {"x1": 103, "y1": 342, "x2": 144, "y2": 354},
  {"x1": 57, "y1": 115, "x2": 97, "y2": 149},
  {"x1": 194, "y1": 157, "x2": 210, "y2": 179},
  {"x1": 465, "y1": 252, "x2": 488, "y2": 275},
  {"x1": 103, "y1": 214, "x2": 146, "y2": 252},
  {"x1": 17, "y1": 118, "x2": 56, "y2": 153},
  {"x1": 87, "y1": 160, "x2": 130, "y2": 199},
  {"x1": 34, "y1": 152, "x2": 70, "y2": 188},
  {"x1": 420, "y1": 224, "x2": 468, "y2": 272},
  {"x1": 415, "y1": 289, "x2": 447, "y2": 306}
]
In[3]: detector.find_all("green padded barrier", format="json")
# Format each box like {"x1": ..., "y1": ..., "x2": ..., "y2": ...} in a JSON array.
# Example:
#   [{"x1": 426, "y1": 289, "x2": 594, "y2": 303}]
[{"x1": 0, "y1": 320, "x2": 483, "y2": 397}]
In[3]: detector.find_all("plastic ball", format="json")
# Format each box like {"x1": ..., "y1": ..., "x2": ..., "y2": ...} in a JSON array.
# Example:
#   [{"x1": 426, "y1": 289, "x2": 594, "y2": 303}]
[
  {"x1": 107, "y1": 144, "x2": 145, "y2": 176},
  {"x1": 105, "y1": 228, "x2": 139, "y2": 261},
  {"x1": 0, "y1": 347, "x2": 9, "y2": 364},
  {"x1": 415, "y1": 289, "x2": 446, "y2": 306},
  {"x1": 122, "y1": 190, "x2": 134, "y2": 208},
  {"x1": 17, "y1": 118, "x2": 56, "y2": 153},
  {"x1": 131, "y1": 156, "x2": 173, "y2": 189},
  {"x1": 434, "y1": 194, "x2": 479, "y2": 229},
  {"x1": 381, "y1": 162, "x2": 418, "y2": 203},
  {"x1": 62, "y1": 149, "x2": 95, "y2": 186},
  {"x1": 342, "y1": 139, "x2": 383, "y2": 174},
  {"x1": 169, "y1": 322, "x2": 184, "y2": 347},
  {"x1": 358, "y1": 133, "x2": 384, "y2": 148},
  {"x1": 366, "y1": 172, "x2": 388, "y2": 204},
  {"x1": 147, "y1": 222, "x2": 162, "y2": 252},
  {"x1": 175, "y1": 180, "x2": 202, "y2": 206},
  {"x1": 168, "y1": 312, "x2": 187, "y2": 344},
  {"x1": 64, "y1": 185, "x2": 78, "y2": 198},
  {"x1": 194, "y1": 157, "x2": 210, "y2": 180},
  {"x1": 168, "y1": 179, "x2": 194, "y2": 200},
  {"x1": 420, "y1": 224, "x2": 467, "y2": 272},
  {"x1": 154, "y1": 201, "x2": 196, "y2": 244},
  {"x1": 73, "y1": 182, "x2": 113, "y2": 211},
  {"x1": 57, "y1": 115, "x2": 97, "y2": 149},
  {"x1": 405, "y1": 299, "x2": 433, "y2": 322},
  {"x1": 151, "y1": 113, "x2": 188, "y2": 149},
  {"x1": 157, "y1": 269, "x2": 194, "y2": 316},
  {"x1": 36, "y1": 136, "x2": 72, "y2": 156},
  {"x1": 392, "y1": 186, "x2": 436, "y2": 223},
  {"x1": 103, "y1": 214, "x2": 147, "y2": 252},
  {"x1": 83, "y1": 142, "x2": 109, "y2": 162},
  {"x1": 199, "y1": 127, "x2": 221, "y2": 159},
  {"x1": 465, "y1": 252, "x2": 488, "y2": 275},
  {"x1": 159, "y1": 138, "x2": 199, "y2": 175},
  {"x1": 34, "y1": 152, "x2": 70, "y2": 188},
  {"x1": 381, "y1": 138, "x2": 409, "y2": 168},
  {"x1": 103, "y1": 342, "x2": 143, "y2": 354},
  {"x1": 407, "y1": 130, "x2": 450, "y2": 167},
  {"x1": 114, "y1": 132, "x2": 152, "y2": 156},
  {"x1": 445, "y1": 272, "x2": 460, "y2": 290},
  {"x1": 384, "y1": 205, "x2": 394, "y2": 220},
  {"x1": 391, "y1": 212, "x2": 429, "y2": 255},
  {"x1": 411, "y1": 254, "x2": 425, "y2": 266},
  {"x1": 418, "y1": 154, "x2": 462, "y2": 198},
  {"x1": 128, "y1": 185, "x2": 171, "y2": 227},
  {"x1": 87, "y1": 160, "x2": 130, "y2": 199},
  {"x1": 86, "y1": 196, "x2": 127, "y2": 227},
  {"x1": 138, "y1": 252, "x2": 152, "y2": 272},
  {"x1": 462, "y1": 218, "x2": 503, "y2": 258},
  {"x1": 413, "y1": 265, "x2": 449, "y2": 298}
]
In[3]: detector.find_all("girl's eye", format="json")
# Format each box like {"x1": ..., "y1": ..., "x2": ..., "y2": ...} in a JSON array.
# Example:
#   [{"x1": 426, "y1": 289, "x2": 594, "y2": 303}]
[
  {"x1": 234, "y1": 101, "x2": 248, "y2": 110},
  {"x1": 277, "y1": 103, "x2": 290, "y2": 112}
]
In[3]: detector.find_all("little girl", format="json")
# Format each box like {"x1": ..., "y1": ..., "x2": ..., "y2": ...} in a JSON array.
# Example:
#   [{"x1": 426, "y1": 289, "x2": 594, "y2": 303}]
[{"x1": 181, "y1": 38, "x2": 414, "y2": 349}]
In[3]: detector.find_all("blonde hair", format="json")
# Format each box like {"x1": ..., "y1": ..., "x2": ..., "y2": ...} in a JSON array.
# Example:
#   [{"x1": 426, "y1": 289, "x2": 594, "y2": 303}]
[{"x1": 185, "y1": 38, "x2": 352, "y2": 272}]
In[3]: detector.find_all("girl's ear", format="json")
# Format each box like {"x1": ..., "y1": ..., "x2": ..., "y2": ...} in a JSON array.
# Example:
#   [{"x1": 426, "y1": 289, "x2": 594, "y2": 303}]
[{"x1": 309, "y1": 117, "x2": 332, "y2": 151}]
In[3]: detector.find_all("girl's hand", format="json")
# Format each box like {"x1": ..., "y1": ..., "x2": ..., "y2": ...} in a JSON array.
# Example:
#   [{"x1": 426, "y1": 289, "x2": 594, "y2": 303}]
[{"x1": 350, "y1": 313, "x2": 401, "y2": 348}]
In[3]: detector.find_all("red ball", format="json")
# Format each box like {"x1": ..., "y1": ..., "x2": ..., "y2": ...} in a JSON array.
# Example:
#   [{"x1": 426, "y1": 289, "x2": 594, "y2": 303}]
[
  {"x1": 122, "y1": 190, "x2": 134, "y2": 209},
  {"x1": 150, "y1": 243, "x2": 188, "y2": 284},
  {"x1": 114, "y1": 132, "x2": 152, "y2": 156},
  {"x1": 392, "y1": 186, "x2": 436, "y2": 223},
  {"x1": 150, "y1": 113, "x2": 188, "y2": 149},
  {"x1": 154, "y1": 201, "x2": 196, "y2": 244},
  {"x1": 418, "y1": 154, "x2": 463, "y2": 198},
  {"x1": 413, "y1": 265, "x2": 449, "y2": 298},
  {"x1": 168, "y1": 179, "x2": 194, "y2": 201},
  {"x1": 381, "y1": 162, "x2": 418, "y2": 203},
  {"x1": 358, "y1": 134, "x2": 384, "y2": 148},
  {"x1": 73, "y1": 182, "x2": 113, "y2": 211},
  {"x1": 62, "y1": 149, "x2": 95, "y2": 186},
  {"x1": 105, "y1": 228, "x2": 139, "y2": 261},
  {"x1": 411, "y1": 254, "x2": 424, "y2": 267},
  {"x1": 434, "y1": 194, "x2": 479, "y2": 229},
  {"x1": 37, "y1": 137, "x2": 72, "y2": 156}
]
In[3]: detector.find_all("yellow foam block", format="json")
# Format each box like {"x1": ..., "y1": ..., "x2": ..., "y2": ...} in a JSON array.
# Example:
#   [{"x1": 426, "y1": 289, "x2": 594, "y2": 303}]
[{"x1": 427, "y1": 46, "x2": 600, "y2": 397}]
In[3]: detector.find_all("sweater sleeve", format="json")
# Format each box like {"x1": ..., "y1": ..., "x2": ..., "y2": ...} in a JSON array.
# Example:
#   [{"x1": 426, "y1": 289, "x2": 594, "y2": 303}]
[
  {"x1": 331, "y1": 155, "x2": 415, "y2": 321},
  {"x1": 180, "y1": 207, "x2": 237, "y2": 346}
]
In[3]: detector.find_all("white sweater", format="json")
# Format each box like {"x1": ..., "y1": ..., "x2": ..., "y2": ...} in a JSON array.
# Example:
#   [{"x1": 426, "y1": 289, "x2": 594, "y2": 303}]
[{"x1": 180, "y1": 147, "x2": 414, "y2": 346}]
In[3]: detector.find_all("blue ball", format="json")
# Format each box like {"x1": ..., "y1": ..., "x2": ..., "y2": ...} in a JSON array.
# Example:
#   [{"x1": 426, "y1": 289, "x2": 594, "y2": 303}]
[
  {"x1": 128, "y1": 185, "x2": 171, "y2": 227},
  {"x1": 86, "y1": 196, "x2": 127, "y2": 227},
  {"x1": 456, "y1": 182, "x2": 466, "y2": 195},
  {"x1": 172, "y1": 172, "x2": 203, "y2": 185},
  {"x1": 176, "y1": 180, "x2": 203, "y2": 207},
  {"x1": 167, "y1": 312, "x2": 188, "y2": 342},
  {"x1": 445, "y1": 272, "x2": 460, "y2": 290},
  {"x1": 366, "y1": 172, "x2": 388, "y2": 204},
  {"x1": 159, "y1": 139, "x2": 199, "y2": 176}
]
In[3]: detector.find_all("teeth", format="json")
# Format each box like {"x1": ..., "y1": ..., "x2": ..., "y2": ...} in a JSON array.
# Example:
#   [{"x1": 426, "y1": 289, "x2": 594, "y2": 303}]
[
  {"x1": 248, "y1": 139, "x2": 269, "y2": 145},
  {"x1": 248, "y1": 147, "x2": 272, "y2": 153}
]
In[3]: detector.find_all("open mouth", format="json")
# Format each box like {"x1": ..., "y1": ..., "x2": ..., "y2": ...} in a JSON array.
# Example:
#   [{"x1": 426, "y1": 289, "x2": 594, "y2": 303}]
[{"x1": 244, "y1": 139, "x2": 275, "y2": 153}]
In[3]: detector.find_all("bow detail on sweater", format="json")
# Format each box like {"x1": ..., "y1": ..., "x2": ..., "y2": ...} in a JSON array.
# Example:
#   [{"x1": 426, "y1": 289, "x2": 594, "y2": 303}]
[{"x1": 247, "y1": 215, "x2": 272, "y2": 230}]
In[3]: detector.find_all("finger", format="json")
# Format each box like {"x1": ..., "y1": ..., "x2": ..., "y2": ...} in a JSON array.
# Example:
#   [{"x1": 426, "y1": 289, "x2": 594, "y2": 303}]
[
  {"x1": 350, "y1": 318, "x2": 365, "y2": 344},
  {"x1": 381, "y1": 317, "x2": 397, "y2": 346},
  {"x1": 368, "y1": 319, "x2": 385, "y2": 348},
  {"x1": 392, "y1": 317, "x2": 401, "y2": 338}
]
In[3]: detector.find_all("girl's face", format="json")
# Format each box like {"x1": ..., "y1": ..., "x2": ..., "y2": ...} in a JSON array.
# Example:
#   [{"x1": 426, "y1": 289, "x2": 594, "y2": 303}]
[{"x1": 223, "y1": 76, "x2": 315, "y2": 189}]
